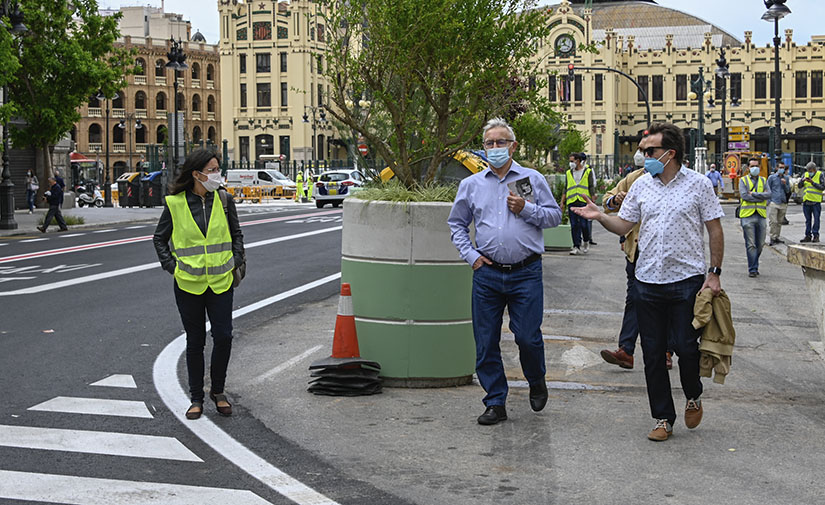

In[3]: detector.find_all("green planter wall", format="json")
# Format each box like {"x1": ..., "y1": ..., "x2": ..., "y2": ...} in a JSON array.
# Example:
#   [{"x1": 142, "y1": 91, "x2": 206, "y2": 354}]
[
  {"x1": 544, "y1": 224, "x2": 573, "y2": 250},
  {"x1": 341, "y1": 199, "x2": 475, "y2": 387}
]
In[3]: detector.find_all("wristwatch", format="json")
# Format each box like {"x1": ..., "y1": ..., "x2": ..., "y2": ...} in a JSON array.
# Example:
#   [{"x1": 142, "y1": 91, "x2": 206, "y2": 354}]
[{"x1": 708, "y1": 266, "x2": 722, "y2": 276}]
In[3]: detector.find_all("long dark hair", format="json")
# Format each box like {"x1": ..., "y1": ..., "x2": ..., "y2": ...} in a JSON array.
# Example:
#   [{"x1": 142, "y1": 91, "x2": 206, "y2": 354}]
[{"x1": 168, "y1": 148, "x2": 222, "y2": 195}]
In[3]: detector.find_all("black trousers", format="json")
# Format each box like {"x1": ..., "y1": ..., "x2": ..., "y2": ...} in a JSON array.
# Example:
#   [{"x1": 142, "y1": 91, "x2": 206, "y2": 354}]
[
  {"x1": 43, "y1": 205, "x2": 67, "y2": 230},
  {"x1": 174, "y1": 281, "x2": 234, "y2": 403}
]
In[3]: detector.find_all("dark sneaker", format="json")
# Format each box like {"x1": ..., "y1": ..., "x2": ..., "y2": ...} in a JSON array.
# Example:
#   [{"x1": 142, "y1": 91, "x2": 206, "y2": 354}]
[
  {"x1": 749, "y1": 272, "x2": 758, "y2": 278},
  {"x1": 477, "y1": 405, "x2": 507, "y2": 425},
  {"x1": 814, "y1": 235, "x2": 820, "y2": 243},
  {"x1": 529, "y1": 381, "x2": 548, "y2": 412},
  {"x1": 37, "y1": 226, "x2": 46, "y2": 233},
  {"x1": 801, "y1": 236, "x2": 812, "y2": 243},
  {"x1": 648, "y1": 419, "x2": 673, "y2": 441},
  {"x1": 600, "y1": 348, "x2": 633, "y2": 369},
  {"x1": 685, "y1": 398, "x2": 703, "y2": 429}
]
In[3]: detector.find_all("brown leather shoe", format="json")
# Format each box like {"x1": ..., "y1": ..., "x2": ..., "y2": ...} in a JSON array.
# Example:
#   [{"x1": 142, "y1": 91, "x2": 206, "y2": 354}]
[
  {"x1": 666, "y1": 351, "x2": 673, "y2": 370},
  {"x1": 648, "y1": 419, "x2": 673, "y2": 441},
  {"x1": 600, "y1": 348, "x2": 633, "y2": 369},
  {"x1": 684, "y1": 398, "x2": 703, "y2": 429}
]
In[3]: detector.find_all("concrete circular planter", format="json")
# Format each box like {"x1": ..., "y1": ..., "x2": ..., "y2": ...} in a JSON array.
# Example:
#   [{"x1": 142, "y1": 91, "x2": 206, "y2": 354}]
[{"x1": 341, "y1": 198, "x2": 475, "y2": 387}]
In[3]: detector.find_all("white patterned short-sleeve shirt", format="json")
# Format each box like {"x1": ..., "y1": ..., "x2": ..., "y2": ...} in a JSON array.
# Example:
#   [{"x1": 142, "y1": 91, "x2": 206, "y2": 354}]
[{"x1": 618, "y1": 167, "x2": 724, "y2": 284}]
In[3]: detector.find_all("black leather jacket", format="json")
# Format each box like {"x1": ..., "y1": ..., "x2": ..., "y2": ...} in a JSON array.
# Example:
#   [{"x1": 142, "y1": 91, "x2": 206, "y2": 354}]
[{"x1": 153, "y1": 189, "x2": 244, "y2": 275}]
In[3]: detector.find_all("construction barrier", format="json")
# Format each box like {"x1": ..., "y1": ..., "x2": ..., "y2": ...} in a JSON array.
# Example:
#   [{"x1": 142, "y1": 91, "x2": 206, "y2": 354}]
[{"x1": 225, "y1": 185, "x2": 296, "y2": 203}]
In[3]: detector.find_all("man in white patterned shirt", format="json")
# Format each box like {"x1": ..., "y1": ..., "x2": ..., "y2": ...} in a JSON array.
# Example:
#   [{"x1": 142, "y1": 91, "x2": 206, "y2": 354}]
[{"x1": 572, "y1": 122, "x2": 725, "y2": 442}]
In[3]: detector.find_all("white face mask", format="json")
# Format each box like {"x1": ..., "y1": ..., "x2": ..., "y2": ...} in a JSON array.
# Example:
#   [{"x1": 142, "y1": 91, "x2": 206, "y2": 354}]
[
  {"x1": 633, "y1": 150, "x2": 645, "y2": 167},
  {"x1": 199, "y1": 171, "x2": 222, "y2": 192},
  {"x1": 569, "y1": 161, "x2": 578, "y2": 170}
]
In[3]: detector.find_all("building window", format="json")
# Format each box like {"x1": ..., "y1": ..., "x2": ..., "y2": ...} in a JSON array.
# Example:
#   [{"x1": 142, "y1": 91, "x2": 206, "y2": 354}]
[
  {"x1": 156, "y1": 92, "x2": 166, "y2": 110},
  {"x1": 280, "y1": 52, "x2": 287, "y2": 73},
  {"x1": 279, "y1": 135, "x2": 290, "y2": 161},
  {"x1": 240, "y1": 84, "x2": 247, "y2": 108},
  {"x1": 135, "y1": 125, "x2": 146, "y2": 144},
  {"x1": 239, "y1": 54, "x2": 246, "y2": 74},
  {"x1": 135, "y1": 58, "x2": 146, "y2": 75},
  {"x1": 796, "y1": 71, "x2": 808, "y2": 98},
  {"x1": 730, "y1": 73, "x2": 742, "y2": 101},
  {"x1": 317, "y1": 24, "x2": 325, "y2": 43},
  {"x1": 208, "y1": 126, "x2": 216, "y2": 143},
  {"x1": 676, "y1": 75, "x2": 687, "y2": 101},
  {"x1": 88, "y1": 123, "x2": 102, "y2": 143},
  {"x1": 594, "y1": 74, "x2": 603, "y2": 101},
  {"x1": 156, "y1": 125, "x2": 166, "y2": 144},
  {"x1": 317, "y1": 55, "x2": 323, "y2": 74},
  {"x1": 135, "y1": 91, "x2": 146, "y2": 110},
  {"x1": 574, "y1": 75, "x2": 582, "y2": 101},
  {"x1": 256, "y1": 53, "x2": 271, "y2": 73},
  {"x1": 155, "y1": 59, "x2": 165, "y2": 77},
  {"x1": 239, "y1": 136, "x2": 250, "y2": 162},
  {"x1": 637, "y1": 75, "x2": 648, "y2": 102},
  {"x1": 652, "y1": 75, "x2": 663, "y2": 102},
  {"x1": 812, "y1": 71, "x2": 823, "y2": 98},
  {"x1": 207, "y1": 95, "x2": 215, "y2": 113},
  {"x1": 257, "y1": 83, "x2": 271, "y2": 107},
  {"x1": 281, "y1": 82, "x2": 288, "y2": 107},
  {"x1": 318, "y1": 84, "x2": 323, "y2": 107},
  {"x1": 191, "y1": 62, "x2": 200, "y2": 80},
  {"x1": 192, "y1": 94, "x2": 201, "y2": 112},
  {"x1": 755, "y1": 72, "x2": 766, "y2": 99},
  {"x1": 548, "y1": 75, "x2": 556, "y2": 102},
  {"x1": 193, "y1": 126, "x2": 202, "y2": 143},
  {"x1": 207, "y1": 64, "x2": 214, "y2": 81}
]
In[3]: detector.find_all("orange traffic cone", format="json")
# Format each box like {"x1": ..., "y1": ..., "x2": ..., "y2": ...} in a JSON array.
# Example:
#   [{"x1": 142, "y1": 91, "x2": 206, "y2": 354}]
[{"x1": 331, "y1": 283, "x2": 360, "y2": 358}]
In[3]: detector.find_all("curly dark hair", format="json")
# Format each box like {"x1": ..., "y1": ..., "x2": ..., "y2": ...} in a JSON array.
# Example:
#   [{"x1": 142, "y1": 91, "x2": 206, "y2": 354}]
[{"x1": 168, "y1": 148, "x2": 221, "y2": 195}]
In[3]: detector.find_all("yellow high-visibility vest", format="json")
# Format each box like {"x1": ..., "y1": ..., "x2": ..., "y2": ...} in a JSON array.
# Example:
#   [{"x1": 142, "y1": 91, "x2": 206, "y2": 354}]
[
  {"x1": 167, "y1": 192, "x2": 234, "y2": 295},
  {"x1": 565, "y1": 167, "x2": 592, "y2": 205},
  {"x1": 740, "y1": 176, "x2": 767, "y2": 218},
  {"x1": 802, "y1": 171, "x2": 823, "y2": 203}
]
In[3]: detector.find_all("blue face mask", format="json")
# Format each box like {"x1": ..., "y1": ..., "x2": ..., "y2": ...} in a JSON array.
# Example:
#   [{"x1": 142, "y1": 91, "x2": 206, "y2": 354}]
[
  {"x1": 486, "y1": 147, "x2": 511, "y2": 169},
  {"x1": 644, "y1": 150, "x2": 670, "y2": 177},
  {"x1": 750, "y1": 166, "x2": 760, "y2": 177},
  {"x1": 777, "y1": 169, "x2": 785, "y2": 175}
]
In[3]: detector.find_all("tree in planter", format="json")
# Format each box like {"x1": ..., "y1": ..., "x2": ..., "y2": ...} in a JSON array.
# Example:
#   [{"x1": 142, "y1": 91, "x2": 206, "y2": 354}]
[
  {"x1": 5, "y1": 0, "x2": 132, "y2": 185},
  {"x1": 320, "y1": 0, "x2": 553, "y2": 188}
]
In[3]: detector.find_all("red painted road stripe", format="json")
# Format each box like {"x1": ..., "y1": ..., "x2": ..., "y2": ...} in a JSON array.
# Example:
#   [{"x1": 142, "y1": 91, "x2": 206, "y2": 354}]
[{"x1": 0, "y1": 209, "x2": 342, "y2": 264}]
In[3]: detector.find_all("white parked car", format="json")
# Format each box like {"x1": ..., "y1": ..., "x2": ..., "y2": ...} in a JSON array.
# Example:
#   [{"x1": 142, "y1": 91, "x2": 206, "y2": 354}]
[{"x1": 313, "y1": 170, "x2": 366, "y2": 208}]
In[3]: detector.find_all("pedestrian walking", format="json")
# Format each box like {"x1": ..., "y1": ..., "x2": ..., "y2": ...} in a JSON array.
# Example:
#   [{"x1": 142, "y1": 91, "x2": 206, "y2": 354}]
[
  {"x1": 572, "y1": 122, "x2": 725, "y2": 441},
  {"x1": 706, "y1": 164, "x2": 722, "y2": 196},
  {"x1": 562, "y1": 152, "x2": 596, "y2": 255},
  {"x1": 448, "y1": 117, "x2": 562, "y2": 425},
  {"x1": 37, "y1": 177, "x2": 68, "y2": 233},
  {"x1": 153, "y1": 149, "x2": 245, "y2": 420},
  {"x1": 799, "y1": 161, "x2": 823, "y2": 243},
  {"x1": 739, "y1": 160, "x2": 770, "y2": 277},
  {"x1": 26, "y1": 169, "x2": 39, "y2": 214},
  {"x1": 766, "y1": 162, "x2": 790, "y2": 245},
  {"x1": 600, "y1": 145, "x2": 675, "y2": 371}
]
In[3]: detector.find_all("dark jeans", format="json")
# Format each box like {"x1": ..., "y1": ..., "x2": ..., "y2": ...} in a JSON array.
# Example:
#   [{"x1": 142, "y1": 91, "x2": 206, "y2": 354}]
[
  {"x1": 26, "y1": 189, "x2": 36, "y2": 211},
  {"x1": 740, "y1": 215, "x2": 766, "y2": 274},
  {"x1": 174, "y1": 281, "x2": 234, "y2": 403},
  {"x1": 635, "y1": 275, "x2": 704, "y2": 425},
  {"x1": 803, "y1": 202, "x2": 821, "y2": 237},
  {"x1": 43, "y1": 205, "x2": 67, "y2": 230},
  {"x1": 472, "y1": 259, "x2": 545, "y2": 407},
  {"x1": 568, "y1": 201, "x2": 591, "y2": 247},
  {"x1": 618, "y1": 259, "x2": 676, "y2": 355}
]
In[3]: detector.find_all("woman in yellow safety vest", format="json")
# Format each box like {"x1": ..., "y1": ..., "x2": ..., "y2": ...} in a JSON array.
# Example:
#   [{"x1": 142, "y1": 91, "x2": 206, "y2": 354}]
[{"x1": 153, "y1": 149, "x2": 245, "y2": 420}]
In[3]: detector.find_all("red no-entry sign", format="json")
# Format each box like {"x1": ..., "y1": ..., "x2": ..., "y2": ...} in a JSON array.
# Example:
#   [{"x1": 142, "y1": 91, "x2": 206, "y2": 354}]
[{"x1": 358, "y1": 144, "x2": 368, "y2": 156}]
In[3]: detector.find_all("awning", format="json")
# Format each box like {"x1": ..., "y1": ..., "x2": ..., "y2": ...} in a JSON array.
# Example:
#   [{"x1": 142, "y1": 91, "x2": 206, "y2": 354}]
[{"x1": 70, "y1": 152, "x2": 96, "y2": 162}]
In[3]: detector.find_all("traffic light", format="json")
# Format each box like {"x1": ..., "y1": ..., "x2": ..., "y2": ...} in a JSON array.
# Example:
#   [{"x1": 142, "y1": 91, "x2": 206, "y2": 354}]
[{"x1": 568, "y1": 64, "x2": 575, "y2": 81}]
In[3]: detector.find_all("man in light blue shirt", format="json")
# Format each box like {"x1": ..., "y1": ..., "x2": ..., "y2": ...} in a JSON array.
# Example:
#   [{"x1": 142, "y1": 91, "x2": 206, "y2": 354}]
[
  {"x1": 766, "y1": 162, "x2": 790, "y2": 245},
  {"x1": 448, "y1": 117, "x2": 562, "y2": 425},
  {"x1": 706, "y1": 164, "x2": 723, "y2": 195}
]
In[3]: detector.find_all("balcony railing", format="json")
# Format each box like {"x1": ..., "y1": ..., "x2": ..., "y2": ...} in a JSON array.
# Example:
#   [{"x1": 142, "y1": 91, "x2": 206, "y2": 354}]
[
  {"x1": 136, "y1": 144, "x2": 147, "y2": 153},
  {"x1": 155, "y1": 76, "x2": 167, "y2": 86},
  {"x1": 113, "y1": 143, "x2": 126, "y2": 153},
  {"x1": 135, "y1": 109, "x2": 148, "y2": 119},
  {"x1": 192, "y1": 111, "x2": 202, "y2": 120},
  {"x1": 134, "y1": 75, "x2": 147, "y2": 85},
  {"x1": 207, "y1": 112, "x2": 216, "y2": 121},
  {"x1": 206, "y1": 80, "x2": 214, "y2": 89},
  {"x1": 89, "y1": 142, "x2": 102, "y2": 152},
  {"x1": 112, "y1": 109, "x2": 126, "y2": 118},
  {"x1": 192, "y1": 78, "x2": 201, "y2": 88},
  {"x1": 156, "y1": 109, "x2": 167, "y2": 119},
  {"x1": 88, "y1": 107, "x2": 102, "y2": 117}
]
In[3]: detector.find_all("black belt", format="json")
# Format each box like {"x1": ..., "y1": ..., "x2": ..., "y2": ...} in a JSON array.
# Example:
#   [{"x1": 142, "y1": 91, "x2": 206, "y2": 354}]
[{"x1": 485, "y1": 253, "x2": 541, "y2": 272}]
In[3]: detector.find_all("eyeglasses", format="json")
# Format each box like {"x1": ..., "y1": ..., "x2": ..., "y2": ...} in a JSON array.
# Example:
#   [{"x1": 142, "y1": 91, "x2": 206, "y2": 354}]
[
  {"x1": 642, "y1": 146, "x2": 665, "y2": 157},
  {"x1": 201, "y1": 166, "x2": 221, "y2": 174},
  {"x1": 483, "y1": 139, "x2": 515, "y2": 148}
]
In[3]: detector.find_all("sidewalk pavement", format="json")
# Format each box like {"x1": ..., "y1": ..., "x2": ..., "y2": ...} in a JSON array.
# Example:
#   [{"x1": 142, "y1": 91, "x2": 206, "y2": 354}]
[{"x1": 231, "y1": 203, "x2": 825, "y2": 505}]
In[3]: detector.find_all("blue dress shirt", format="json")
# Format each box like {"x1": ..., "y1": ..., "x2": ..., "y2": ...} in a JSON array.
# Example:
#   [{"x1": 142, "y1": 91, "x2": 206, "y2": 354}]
[
  {"x1": 448, "y1": 161, "x2": 562, "y2": 266},
  {"x1": 766, "y1": 173, "x2": 790, "y2": 204},
  {"x1": 706, "y1": 170, "x2": 722, "y2": 188}
]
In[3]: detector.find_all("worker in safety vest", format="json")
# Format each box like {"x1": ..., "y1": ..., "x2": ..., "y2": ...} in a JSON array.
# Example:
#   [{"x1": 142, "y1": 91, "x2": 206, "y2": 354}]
[
  {"x1": 739, "y1": 159, "x2": 771, "y2": 277},
  {"x1": 305, "y1": 169, "x2": 315, "y2": 200},
  {"x1": 561, "y1": 152, "x2": 596, "y2": 255},
  {"x1": 294, "y1": 170, "x2": 304, "y2": 202},
  {"x1": 799, "y1": 161, "x2": 823, "y2": 243}
]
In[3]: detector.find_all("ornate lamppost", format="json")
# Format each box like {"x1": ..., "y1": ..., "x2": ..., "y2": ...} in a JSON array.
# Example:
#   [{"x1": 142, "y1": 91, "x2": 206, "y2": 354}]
[
  {"x1": 95, "y1": 90, "x2": 119, "y2": 207},
  {"x1": 165, "y1": 38, "x2": 188, "y2": 173},
  {"x1": 707, "y1": 48, "x2": 740, "y2": 162},
  {"x1": 0, "y1": 0, "x2": 27, "y2": 230},
  {"x1": 762, "y1": 0, "x2": 791, "y2": 163},
  {"x1": 303, "y1": 105, "x2": 327, "y2": 166},
  {"x1": 688, "y1": 67, "x2": 713, "y2": 172}
]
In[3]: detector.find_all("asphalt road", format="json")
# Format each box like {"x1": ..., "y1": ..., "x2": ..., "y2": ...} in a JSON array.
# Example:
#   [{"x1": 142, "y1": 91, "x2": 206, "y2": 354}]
[{"x1": 0, "y1": 205, "x2": 409, "y2": 504}]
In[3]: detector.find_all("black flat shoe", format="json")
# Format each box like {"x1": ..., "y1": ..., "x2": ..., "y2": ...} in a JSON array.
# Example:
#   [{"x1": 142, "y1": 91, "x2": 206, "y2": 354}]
[
  {"x1": 185, "y1": 402, "x2": 203, "y2": 420},
  {"x1": 529, "y1": 381, "x2": 548, "y2": 412},
  {"x1": 210, "y1": 391, "x2": 232, "y2": 416},
  {"x1": 477, "y1": 405, "x2": 507, "y2": 425}
]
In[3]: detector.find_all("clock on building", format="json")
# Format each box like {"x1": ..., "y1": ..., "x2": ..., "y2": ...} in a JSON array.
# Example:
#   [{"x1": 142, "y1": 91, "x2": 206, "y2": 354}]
[{"x1": 555, "y1": 34, "x2": 576, "y2": 57}]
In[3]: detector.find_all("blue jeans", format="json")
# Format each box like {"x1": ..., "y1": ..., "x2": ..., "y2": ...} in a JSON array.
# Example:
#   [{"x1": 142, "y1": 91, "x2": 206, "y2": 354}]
[
  {"x1": 26, "y1": 189, "x2": 36, "y2": 211},
  {"x1": 568, "y1": 201, "x2": 591, "y2": 248},
  {"x1": 740, "y1": 215, "x2": 766, "y2": 274},
  {"x1": 174, "y1": 281, "x2": 234, "y2": 403},
  {"x1": 635, "y1": 275, "x2": 704, "y2": 425},
  {"x1": 803, "y1": 202, "x2": 821, "y2": 238},
  {"x1": 619, "y1": 259, "x2": 676, "y2": 355},
  {"x1": 472, "y1": 260, "x2": 545, "y2": 407}
]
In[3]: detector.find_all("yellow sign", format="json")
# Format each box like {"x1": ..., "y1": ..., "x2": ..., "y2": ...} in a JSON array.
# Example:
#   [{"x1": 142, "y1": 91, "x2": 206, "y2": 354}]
[
  {"x1": 729, "y1": 126, "x2": 750, "y2": 133},
  {"x1": 725, "y1": 153, "x2": 740, "y2": 176},
  {"x1": 729, "y1": 133, "x2": 751, "y2": 142}
]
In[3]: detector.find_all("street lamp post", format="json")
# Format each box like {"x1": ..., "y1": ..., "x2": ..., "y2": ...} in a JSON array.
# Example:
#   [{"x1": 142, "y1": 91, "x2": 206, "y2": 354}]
[
  {"x1": 95, "y1": 90, "x2": 119, "y2": 207},
  {"x1": 708, "y1": 48, "x2": 741, "y2": 161},
  {"x1": 762, "y1": 0, "x2": 791, "y2": 163},
  {"x1": 688, "y1": 67, "x2": 713, "y2": 171},
  {"x1": 165, "y1": 38, "x2": 188, "y2": 173},
  {"x1": 302, "y1": 104, "x2": 327, "y2": 167},
  {"x1": 118, "y1": 116, "x2": 142, "y2": 172},
  {"x1": 0, "y1": 0, "x2": 27, "y2": 230}
]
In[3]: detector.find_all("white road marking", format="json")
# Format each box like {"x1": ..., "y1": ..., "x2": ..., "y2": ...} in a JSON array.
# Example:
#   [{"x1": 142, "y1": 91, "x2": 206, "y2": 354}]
[
  {"x1": 154, "y1": 273, "x2": 343, "y2": 505},
  {"x1": 90, "y1": 374, "x2": 138, "y2": 388},
  {"x1": 92, "y1": 229, "x2": 116, "y2": 233},
  {"x1": 252, "y1": 345, "x2": 324, "y2": 384},
  {"x1": 59, "y1": 233, "x2": 86, "y2": 237},
  {"x1": 504, "y1": 379, "x2": 615, "y2": 391},
  {"x1": 124, "y1": 225, "x2": 147, "y2": 229},
  {"x1": 20, "y1": 238, "x2": 49, "y2": 243},
  {"x1": 245, "y1": 226, "x2": 342, "y2": 249},
  {"x1": 561, "y1": 344, "x2": 604, "y2": 375},
  {"x1": 0, "y1": 425, "x2": 201, "y2": 462},
  {"x1": 544, "y1": 308, "x2": 624, "y2": 317},
  {"x1": 0, "y1": 243, "x2": 6, "y2": 246},
  {"x1": 0, "y1": 470, "x2": 274, "y2": 504},
  {"x1": 29, "y1": 396, "x2": 153, "y2": 418}
]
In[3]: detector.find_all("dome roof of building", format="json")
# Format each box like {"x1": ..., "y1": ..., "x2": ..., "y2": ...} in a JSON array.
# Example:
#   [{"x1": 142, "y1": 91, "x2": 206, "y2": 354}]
[
  {"x1": 191, "y1": 30, "x2": 206, "y2": 43},
  {"x1": 553, "y1": 0, "x2": 742, "y2": 50}
]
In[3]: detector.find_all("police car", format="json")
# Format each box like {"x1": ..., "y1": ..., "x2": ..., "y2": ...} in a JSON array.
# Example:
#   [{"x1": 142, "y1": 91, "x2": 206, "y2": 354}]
[{"x1": 313, "y1": 170, "x2": 366, "y2": 208}]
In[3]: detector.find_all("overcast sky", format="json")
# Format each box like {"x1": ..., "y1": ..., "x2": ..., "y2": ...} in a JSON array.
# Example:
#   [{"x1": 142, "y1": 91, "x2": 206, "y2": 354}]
[{"x1": 98, "y1": 0, "x2": 820, "y2": 48}]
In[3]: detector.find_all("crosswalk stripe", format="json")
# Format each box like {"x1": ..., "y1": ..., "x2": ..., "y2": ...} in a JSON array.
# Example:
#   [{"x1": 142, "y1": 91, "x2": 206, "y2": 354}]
[
  {"x1": 29, "y1": 396, "x2": 153, "y2": 418},
  {"x1": 0, "y1": 470, "x2": 273, "y2": 504},
  {"x1": 0, "y1": 425, "x2": 202, "y2": 462},
  {"x1": 90, "y1": 374, "x2": 138, "y2": 388}
]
